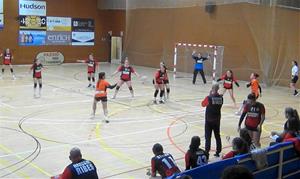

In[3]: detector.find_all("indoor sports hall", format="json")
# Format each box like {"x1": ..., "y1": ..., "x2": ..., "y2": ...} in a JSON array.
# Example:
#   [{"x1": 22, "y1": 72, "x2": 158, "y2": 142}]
[{"x1": 0, "y1": 0, "x2": 299, "y2": 179}]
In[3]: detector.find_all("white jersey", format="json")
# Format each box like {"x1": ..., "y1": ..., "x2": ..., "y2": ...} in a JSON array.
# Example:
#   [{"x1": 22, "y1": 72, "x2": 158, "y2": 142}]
[{"x1": 292, "y1": 65, "x2": 299, "y2": 77}]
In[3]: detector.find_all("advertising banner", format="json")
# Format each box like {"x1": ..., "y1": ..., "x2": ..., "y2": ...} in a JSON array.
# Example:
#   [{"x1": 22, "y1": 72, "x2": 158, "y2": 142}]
[
  {"x1": 72, "y1": 18, "x2": 94, "y2": 32},
  {"x1": 0, "y1": 0, "x2": 3, "y2": 13},
  {"x1": 0, "y1": 14, "x2": 3, "y2": 30},
  {"x1": 19, "y1": 30, "x2": 46, "y2": 46},
  {"x1": 72, "y1": 32, "x2": 94, "y2": 46},
  {"x1": 19, "y1": 15, "x2": 46, "y2": 30},
  {"x1": 36, "y1": 52, "x2": 64, "y2": 65},
  {"x1": 46, "y1": 31, "x2": 71, "y2": 45},
  {"x1": 19, "y1": 0, "x2": 46, "y2": 16},
  {"x1": 47, "y1": 16, "x2": 71, "y2": 31}
]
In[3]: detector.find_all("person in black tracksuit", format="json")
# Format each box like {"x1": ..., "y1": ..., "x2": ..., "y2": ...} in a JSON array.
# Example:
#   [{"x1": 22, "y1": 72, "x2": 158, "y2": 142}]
[
  {"x1": 201, "y1": 84, "x2": 223, "y2": 157},
  {"x1": 192, "y1": 51, "x2": 210, "y2": 84}
]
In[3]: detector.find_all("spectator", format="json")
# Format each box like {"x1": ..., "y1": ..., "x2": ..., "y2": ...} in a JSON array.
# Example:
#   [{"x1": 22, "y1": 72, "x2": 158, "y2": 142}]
[
  {"x1": 239, "y1": 128, "x2": 256, "y2": 151},
  {"x1": 221, "y1": 165, "x2": 254, "y2": 179},
  {"x1": 202, "y1": 84, "x2": 224, "y2": 157},
  {"x1": 283, "y1": 107, "x2": 300, "y2": 131},
  {"x1": 61, "y1": 147, "x2": 98, "y2": 179},
  {"x1": 222, "y1": 137, "x2": 249, "y2": 160},
  {"x1": 151, "y1": 143, "x2": 180, "y2": 178},
  {"x1": 185, "y1": 136, "x2": 209, "y2": 170},
  {"x1": 271, "y1": 117, "x2": 300, "y2": 143}
]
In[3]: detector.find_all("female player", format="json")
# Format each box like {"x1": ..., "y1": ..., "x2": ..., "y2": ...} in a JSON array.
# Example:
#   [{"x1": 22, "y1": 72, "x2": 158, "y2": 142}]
[
  {"x1": 290, "y1": 60, "x2": 299, "y2": 96},
  {"x1": 77, "y1": 54, "x2": 99, "y2": 88},
  {"x1": 185, "y1": 136, "x2": 208, "y2": 170},
  {"x1": 91, "y1": 72, "x2": 116, "y2": 123},
  {"x1": 111, "y1": 57, "x2": 139, "y2": 99},
  {"x1": 192, "y1": 51, "x2": 210, "y2": 84},
  {"x1": 236, "y1": 73, "x2": 262, "y2": 115},
  {"x1": 30, "y1": 58, "x2": 44, "y2": 98},
  {"x1": 0, "y1": 48, "x2": 16, "y2": 80},
  {"x1": 217, "y1": 70, "x2": 239, "y2": 106},
  {"x1": 153, "y1": 62, "x2": 169, "y2": 103}
]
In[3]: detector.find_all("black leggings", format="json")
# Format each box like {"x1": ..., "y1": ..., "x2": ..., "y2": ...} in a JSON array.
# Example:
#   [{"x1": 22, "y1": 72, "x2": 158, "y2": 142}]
[{"x1": 193, "y1": 69, "x2": 206, "y2": 84}]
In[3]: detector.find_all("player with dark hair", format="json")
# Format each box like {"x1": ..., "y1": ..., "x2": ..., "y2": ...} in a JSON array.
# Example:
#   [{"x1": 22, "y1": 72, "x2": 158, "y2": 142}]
[
  {"x1": 112, "y1": 57, "x2": 139, "y2": 99},
  {"x1": 221, "y1": 165, "x2": 253, "y2": 179},
  {"x1": 192, "y1": 50, "x2": 210, "y2": 84},
  {"x1": 153, "y1": 62, "x2": 169, "y2": 103},
  {"x1": 290, "y1": 60, "x2": 299, "y2": 96},
  {"x1": 201, "y1": 84, "x2": 224, "y2": 157},
  {"x1": 239, "y1": 128, "x2": 256, "y2": 151},
  {"x1": 91, "y1": 72, "x2": 116, "y2": 123},
  {"x1": 222, "y1": 137, "x2": 249, "y2": 159},
  {"x1": 61, "y1": 147, "x2": 98, "y2": 179},
  {"x1": 185, "y1": 136, "x2": 208, "y2": 170},
  {"x1": 30, "y1": 58, "x2": 44, "y2": 98},
  {"x1": 217, "y1": 70, "x2": 239, "y2": 106},
  {"x1": 0, "y1": 48, "x2": 16, "y2": 80},
  {"x1": 151, "y1": 143, "x2": 180, "y2": 178},
  {"x1": 238, "y1": 93, "x2": 265, "y2": 148},
  {"x1": 77, "y1": 54, "x2": 99, "y2": 88}
]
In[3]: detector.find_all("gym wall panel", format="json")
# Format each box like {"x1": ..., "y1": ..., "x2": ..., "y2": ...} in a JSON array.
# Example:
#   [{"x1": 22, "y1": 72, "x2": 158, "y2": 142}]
[{"x1": 0, "y1": 0, "x2": 126, "y2": 64}]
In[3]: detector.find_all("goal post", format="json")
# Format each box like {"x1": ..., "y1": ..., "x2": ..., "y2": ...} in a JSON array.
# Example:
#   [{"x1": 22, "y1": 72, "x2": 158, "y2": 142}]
[{"x1": 173, "y1": 42, "x2": 224, "y2": 81}]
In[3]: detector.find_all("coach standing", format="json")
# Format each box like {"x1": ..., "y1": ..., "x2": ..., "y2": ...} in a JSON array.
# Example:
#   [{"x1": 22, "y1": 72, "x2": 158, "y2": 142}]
[{"x1": 201, "y1": 84, "x2": 224, "y2": 157}]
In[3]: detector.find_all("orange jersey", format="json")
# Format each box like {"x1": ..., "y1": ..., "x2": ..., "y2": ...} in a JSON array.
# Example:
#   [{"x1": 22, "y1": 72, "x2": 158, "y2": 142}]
[
  {"x1": 250, "y1": 79, "x2": 259, "y2": 97},
  {"x1": 95, "y1": 80, "x2": 110, "y2": 97}
]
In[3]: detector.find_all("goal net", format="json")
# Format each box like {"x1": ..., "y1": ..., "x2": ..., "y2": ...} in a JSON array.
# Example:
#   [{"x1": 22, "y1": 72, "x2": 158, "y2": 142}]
[{"x1": 173, "y1": 43, "x2": 224, "y2": 81}]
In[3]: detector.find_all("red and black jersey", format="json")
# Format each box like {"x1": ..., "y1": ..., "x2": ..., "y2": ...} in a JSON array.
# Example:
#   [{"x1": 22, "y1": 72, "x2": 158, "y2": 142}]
[
  {"x1": 86, "y1": 59, "x2": 97, "y2": 73},
  {"x1": 31, "y1": 63, "x2": 43, "y2": 78},
  {"x1": 185, "y1": 148, "x2": 208, "y2": 170},
  {"x1": 201, "y1": 93, "x2": 223, "y2": 123},
  {"x1": 118, "y1": 65, "x2": 135, "y2": 81},
  {"x1": 218, "y1": 74, "x2": 239, "y2": 89},
  {"x1": 154, "y1": 69, "x2": 168, "y2": 84},
  {"x1": 3, "y1": 52, "x2": 13, "y2": 65},
  {"x1": 61, "y1": 159, "x2": 98, "y2": 179},
  {"x1": 151, "y1": 153, "x2": 180, "y2": 178},
  {"x1": 242, "y1": 102, "x2": 265, "y2": 129}
]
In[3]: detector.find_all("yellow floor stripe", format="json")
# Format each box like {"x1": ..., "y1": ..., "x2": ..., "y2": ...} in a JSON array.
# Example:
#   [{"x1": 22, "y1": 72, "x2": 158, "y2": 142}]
[
  {"x1": 0, "y1": 144, "x2": 52, "y2": 177},
  {"x1": 0, "y1": 158, "x2": 30, "y2": 178}
]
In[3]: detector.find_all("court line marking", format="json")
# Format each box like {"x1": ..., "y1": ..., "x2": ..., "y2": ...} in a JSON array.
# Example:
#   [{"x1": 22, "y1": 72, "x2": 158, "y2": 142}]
[
  {"x1": 0, "y1": 159, "x2": 30, "y2": 179},
  {"x1": 0, "y1": 144, "x2": 52, "y2": 177}
]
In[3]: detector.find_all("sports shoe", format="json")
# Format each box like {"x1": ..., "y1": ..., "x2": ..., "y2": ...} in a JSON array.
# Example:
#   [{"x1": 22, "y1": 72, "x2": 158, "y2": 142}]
[
  {"x1": 103, "y1": 119, "x2": 110, "y2": 123},
  {"x1": 12, "y1": 75, "x2": 16, "y2": 80},
  {"x1": 294, "y1": 91, "x2": 299, "y2": 96},
  {"x1": 90, "y1": 113, "x2": 95, "y2": 119},
  {"x1": 92, "y1": 85, "x2": 95, "y2": 88},
  {"x1": 235, "y1": 111, "x2": 241, "y2": 116},
  {"x1": 153, "y1": 99, "x2": 157, "y2": 104},
  {"x1": 159, "y1": 100, "x2": 164, "y2": 104},
  {"x1": 214, "y1": 153, "x2": 220, "y2": 157},
  {"x1": 87, "y1": 84, "x2": 92, "y2": 88}
]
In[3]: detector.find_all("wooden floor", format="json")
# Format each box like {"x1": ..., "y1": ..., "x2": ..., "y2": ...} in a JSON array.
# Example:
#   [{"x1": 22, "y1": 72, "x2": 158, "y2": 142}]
[{"x1": 0, "y1": 63, "x2": 299, "y2": 178}]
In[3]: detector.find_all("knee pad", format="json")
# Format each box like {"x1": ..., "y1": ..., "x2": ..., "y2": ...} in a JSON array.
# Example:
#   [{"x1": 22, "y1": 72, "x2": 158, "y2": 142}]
[
  {"x1": 34, "y1": 83, "x2": 37, "y2": 88},
  {"x1": 88, "y1": 77, "x2": 91, "y2": 81},
  {"x1": 2, "y1": 69, "x2": 4, "y2": 73},
  {"x1": 92, "y1": 77, "x2": 95, "y2": 82},
  {"x1": 39, "y1": 83, "x2": 42, "y2": 88},
  {"x1": 116, "y1": 86, "x2": 120, "y2": 90},
  {"x1": 167, "y1": 88, "x2": 170, "y2": 93},
  {"x1": 129, "y1": 86, "x2": 133, "y2": 91},
  {"x1": 10, "y1": 68, "x2": 13, "y2": 73},
  {"x1": 154, "y1": 90, "x2": 159, "y2": 97}
]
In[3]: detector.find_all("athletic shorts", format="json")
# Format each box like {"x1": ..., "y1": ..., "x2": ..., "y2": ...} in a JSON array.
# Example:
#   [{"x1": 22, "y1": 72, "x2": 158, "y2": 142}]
[
  {"x1": 95, "y1": 96, "x2": 108, "y2": 102},
  {"x1": 291, "y1": 76, "x2": 298, "y2": 83},
  {"x1": 245, "y1": 125, "x2": 258, "y2": 132},
  {"x1": 120, "y1": 78, "x2": 130, "y2": 82},
  {"x1": 224, "y1": 86, "x2": 233, "y2": 90},
  {"x1": 163, "y1": 80, "x2": 169, "y2": 84},
  {"x1": 88, "y1": 71, "x2": 95, "y2": 74},
  {"x1": 33, "y1": 75, "x2": 42, "y2": 79},
  {"x1": 153, "y1": 79, "x2": 163, "y2": 85}
]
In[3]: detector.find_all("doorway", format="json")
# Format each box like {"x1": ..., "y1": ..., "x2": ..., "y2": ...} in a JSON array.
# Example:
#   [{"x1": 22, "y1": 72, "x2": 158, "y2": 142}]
[{"x1": 111, "y1": 36, "x2": 122, "y2": 64}]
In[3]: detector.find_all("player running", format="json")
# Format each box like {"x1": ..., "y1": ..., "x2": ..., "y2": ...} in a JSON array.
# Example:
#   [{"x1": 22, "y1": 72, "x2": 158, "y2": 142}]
[
  {"x1": 30, "y1": 58, "x2": 45, "y2": 98},
  {"x1": 111, "y1": 57, "x2": 139, "y2": 99}
]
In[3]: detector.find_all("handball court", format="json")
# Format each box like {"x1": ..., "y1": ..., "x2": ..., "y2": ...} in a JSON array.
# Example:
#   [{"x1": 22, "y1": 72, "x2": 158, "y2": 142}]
[{"x1": 0, "y1": 63, "x2": 299, "y2": 178}]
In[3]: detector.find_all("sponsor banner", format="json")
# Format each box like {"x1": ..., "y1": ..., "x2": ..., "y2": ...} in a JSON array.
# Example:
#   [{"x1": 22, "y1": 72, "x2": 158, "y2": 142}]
[
  {"x1": 19, "y1": 30, "x2": 46, "y2": 46},
  {"x1": 72, "y1": 32, "x2": 94, "y2": 46},
  {"x1": 0, "y1": 0, "x2": 3, "y2": 13},
  {"x1": 19, "y1": 15, "x2": 46, "y2": 30},
  {"x1": 36, "y1": 52, "x2": 64, "y2": 65},
  {"x1": 19, "y1": 0, "x2": 46, "y2": 16},
  {"x1": 47, "y1": 16, "x2": 71, "y2": 31},
  {"x1": 0, "y1": 14, "x2": 3, "y2": 30},
  {"x1": 46, "y1": 31, "x2": 71, "y2": 45},
  {"x1": 72, "y1": 18, "x2": 94, "y2": 32}
]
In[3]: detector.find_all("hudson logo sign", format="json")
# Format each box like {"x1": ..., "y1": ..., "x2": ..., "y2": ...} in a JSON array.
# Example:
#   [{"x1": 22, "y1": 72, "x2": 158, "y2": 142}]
[{"x1": 19, "y1": 0, "x2": 46, "y2": 16}]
